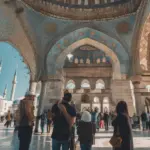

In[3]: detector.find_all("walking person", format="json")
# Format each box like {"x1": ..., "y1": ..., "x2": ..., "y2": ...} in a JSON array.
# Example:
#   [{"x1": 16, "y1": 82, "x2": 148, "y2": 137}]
[
  {"x1": 111, "y1": 101, "x2": 133, "y2": 150},
  {"x1": 99, "y1": 112, "x2": 104, "y2": 129},
  {"x1": 40, "y1": 111, "x2": 47, "y2": 134},
  {"x1": 141, "y1": 111, "x2": 148, "y2": 131},
  {"x1": 104, "y1": 111, "x2": 109, "y2": 131},
  {"x1": 77, "y1": 111, "x2": 96, "y2": 150},
  {"x1": 47, "y1": 109, "x2": 52, "y2": 134},
  {"x1": 51, "y1": 92, "x2": 76, "y2": 150},
  {"x1": 5, "y1": 110, "x2": 11, "y2": 128},
  {"x1": 17, "y1": 93, "x2": 35, "y2": 150}
]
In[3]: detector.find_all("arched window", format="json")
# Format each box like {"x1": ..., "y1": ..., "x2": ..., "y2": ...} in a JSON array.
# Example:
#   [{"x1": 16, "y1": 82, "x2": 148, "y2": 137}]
[
  {"x1": 66, "y1": 80, "x2": 76, "y2": 89},
  {"x1": 81, "y1": 79, "x2": 90, "y2": 89},
  {"x1": 96, "y1": 79, "x2": 105, "y2": 89}
]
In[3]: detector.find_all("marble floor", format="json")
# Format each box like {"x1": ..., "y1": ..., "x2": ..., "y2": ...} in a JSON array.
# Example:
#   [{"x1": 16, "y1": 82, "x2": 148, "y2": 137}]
[{"x1": 0, "y1": 123, "x2": 150, "y2": 150}]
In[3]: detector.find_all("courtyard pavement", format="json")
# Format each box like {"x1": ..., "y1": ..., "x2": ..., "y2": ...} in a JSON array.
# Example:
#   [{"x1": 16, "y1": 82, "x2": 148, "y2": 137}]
[{"x1": 0, "y1": 123, "x2": 150, "y2": 150}]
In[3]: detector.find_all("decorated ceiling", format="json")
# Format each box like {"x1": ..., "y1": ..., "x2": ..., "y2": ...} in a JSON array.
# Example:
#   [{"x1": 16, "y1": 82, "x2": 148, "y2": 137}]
[
  {"x1": 47, "y1": 27, "x2": 129, "y2": 74},
  {"x1": 1, "y1": 0, "x2": 150, "y2": 79}
]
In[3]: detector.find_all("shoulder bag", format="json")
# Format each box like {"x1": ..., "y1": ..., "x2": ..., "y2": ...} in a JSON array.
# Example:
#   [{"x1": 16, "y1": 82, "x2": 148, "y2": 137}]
[{"x1": 109, "y1": 125, "x2": 122, "y2": 148}]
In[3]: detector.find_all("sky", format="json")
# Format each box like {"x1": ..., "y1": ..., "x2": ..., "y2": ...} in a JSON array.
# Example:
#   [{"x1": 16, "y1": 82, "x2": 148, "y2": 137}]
[{"x1": 0, "y1": 42, "x2": 30, "y2": 100}]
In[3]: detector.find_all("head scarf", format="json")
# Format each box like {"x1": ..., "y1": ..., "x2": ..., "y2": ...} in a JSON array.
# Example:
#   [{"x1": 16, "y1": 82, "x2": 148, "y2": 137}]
[{"x1": 81, "y1": 111, "x2": 91, "y2": 122}]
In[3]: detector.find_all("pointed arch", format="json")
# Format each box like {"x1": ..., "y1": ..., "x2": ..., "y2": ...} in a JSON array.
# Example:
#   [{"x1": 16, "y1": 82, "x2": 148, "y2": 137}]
[
  {"x1": 56, "y1": 38, "x2": 121, "y2": 79},
  {"x1": 96, "y1": 79, "x2": 105, "y2": 89},
  {"x1": 47, "y1": 27, "x2": 129, "y2": 78},
  {"x1": 81, "y1": 79, "x2": 90, "y2": 89},
  {"x1": 66, "y1": 80, "x2": 76, "y2": 89}
]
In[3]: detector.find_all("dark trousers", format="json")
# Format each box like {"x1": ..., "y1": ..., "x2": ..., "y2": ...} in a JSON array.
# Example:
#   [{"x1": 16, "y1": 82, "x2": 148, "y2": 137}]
[
  {"x1": 18, "y1": 126, "x2": 33, "y2": 150},
  {"x1": 105, "y1": 120, "x2": 109, "y2": 131}
]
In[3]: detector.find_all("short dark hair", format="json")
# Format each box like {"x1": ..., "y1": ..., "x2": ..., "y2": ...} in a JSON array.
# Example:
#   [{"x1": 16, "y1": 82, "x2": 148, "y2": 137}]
[
  {"x1": 116, "y1": 101, "x2": 129, "y2": 115},
  {"x1": 63, "y1": 93, "x2": 72, "y2": 102}
]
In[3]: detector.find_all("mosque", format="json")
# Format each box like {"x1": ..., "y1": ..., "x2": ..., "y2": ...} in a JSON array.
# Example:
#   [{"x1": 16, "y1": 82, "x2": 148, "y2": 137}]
[
  {"x1": 0, "y1": 68, "x2": 17, "y2": 115},
  {"x1": 0, "y1": 0, "x2": 150, "y2": 117}
]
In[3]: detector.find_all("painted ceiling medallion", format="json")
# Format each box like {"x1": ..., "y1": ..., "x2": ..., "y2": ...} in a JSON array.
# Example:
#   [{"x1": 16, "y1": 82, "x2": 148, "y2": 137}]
[
  {"x1": 64, "y1": 39, "x2": 69, "y2": 46},
  {"x1": 90, "y1": 31, "x2": 95, "y2": 36},
  {"x1": 79, "y1": 32, "x2": 84, "y2": 36},
  {"x1": 45, "y1": 23, "x2": 57, "y2": 33},
  {"x1": 116, "y1": 21, "x2": 130, "y2": 33}
]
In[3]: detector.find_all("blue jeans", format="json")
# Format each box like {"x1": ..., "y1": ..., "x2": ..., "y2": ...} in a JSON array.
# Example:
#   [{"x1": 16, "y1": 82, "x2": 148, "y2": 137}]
[
  {"x1": 52, "y1": 139, "x2": 69, "y2": 150},
  {"x1": 80, "y1": 144, "x2": 92, "y2": 150}
]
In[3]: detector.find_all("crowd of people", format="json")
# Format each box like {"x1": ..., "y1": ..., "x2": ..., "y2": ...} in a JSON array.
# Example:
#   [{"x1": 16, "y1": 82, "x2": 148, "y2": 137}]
[{"x1": 1, "y1": 91, "x2": 150, "y2": 150}]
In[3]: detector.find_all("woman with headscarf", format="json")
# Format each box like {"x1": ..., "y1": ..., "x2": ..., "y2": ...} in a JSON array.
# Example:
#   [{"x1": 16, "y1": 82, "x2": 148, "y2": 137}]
[
  {"x1": 17, "y1": 93, "x2": 35, "y2": 150},
  {"x1": 77, "y1": 111, "x2": 96, "y2": 150},
  {"x1": 112, "y1": 101, "x2": 133, "y2": 150}
]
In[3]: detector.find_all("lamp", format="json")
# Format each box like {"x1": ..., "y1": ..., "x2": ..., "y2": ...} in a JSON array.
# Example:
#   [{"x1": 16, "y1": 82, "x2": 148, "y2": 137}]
[{"x1": 67, "y1": 53, "x2": 73, "y2": 61}]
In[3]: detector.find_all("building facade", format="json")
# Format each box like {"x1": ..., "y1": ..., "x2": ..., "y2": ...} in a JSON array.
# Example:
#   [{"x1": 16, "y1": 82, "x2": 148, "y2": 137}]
[{"x1": 0, "y1": 0, "x2": 150, "y2": 117}]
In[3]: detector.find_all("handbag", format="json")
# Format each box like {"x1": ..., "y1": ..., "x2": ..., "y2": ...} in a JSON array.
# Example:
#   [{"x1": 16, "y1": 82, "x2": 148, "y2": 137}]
[{"x1": 109, "y1": 125, "x2": 122, "y2": 148}]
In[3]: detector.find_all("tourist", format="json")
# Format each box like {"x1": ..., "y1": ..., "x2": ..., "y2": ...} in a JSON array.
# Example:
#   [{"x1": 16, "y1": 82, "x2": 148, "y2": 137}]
[
  {"x1": 51, "y1": 93, "x2": 76, "y2": 150},
  {"x1": 104, "y1": 111, "x2": 109, "y2": 131},
  {"x1": 91, "y1": 108, "x2": 98, "y2": 130},
  {"x1": 112, "y1": 101, "x2": 133, "y2": 150},
  {"x1": 47, "y1": 109, "x2": 52, "y2": 134},
  {"x1": 14, "y1": 109, "x2": 19, "y2": 132},
  {"x1": 97, "y1": 112, "x2": 101, "y2": 131},
  {"x1": 40, "y1": 111, "x2": 47, "y2": 134},
  {"x1": 5, "y1": 110, "x2": 11, "y2": 128},
  {"x1": 147, "y1": 111, "x2": 150, "y2": 130},
  {"x1": 17, "y1": 93, "x2": 34, "y2": 150},
  {"x1": 99, "y1": 112, "x2": 104, "y2": 129},
  {"x1": 141, "y1": 111, "x2": 147, "y2": 131},
  {"x1": 146, "y1": 111, "x2": 150, "y2": 130},
  {"x1": 77, "y1": 111, "x2": 96, "y2": 150}
]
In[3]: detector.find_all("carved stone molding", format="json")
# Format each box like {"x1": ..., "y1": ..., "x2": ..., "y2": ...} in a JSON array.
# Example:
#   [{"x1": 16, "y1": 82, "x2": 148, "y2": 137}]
[{"x1": 22, "y1": 0, "x2": 142, "y2": 20}]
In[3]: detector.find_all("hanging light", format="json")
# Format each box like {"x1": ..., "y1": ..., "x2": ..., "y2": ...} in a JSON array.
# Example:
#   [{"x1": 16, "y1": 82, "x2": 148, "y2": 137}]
[{"x1": 67, "y1": 53, "x2": 73, "y2": 61}]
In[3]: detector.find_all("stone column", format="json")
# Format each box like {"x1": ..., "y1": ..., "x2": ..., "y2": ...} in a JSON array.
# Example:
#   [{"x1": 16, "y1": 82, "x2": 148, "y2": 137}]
[
  {"x1": 29, "y1": 81, "x2": 37, "y2": 95},
  {"x1": 132, "y1": 81, "x2": 142, "y2": 115},
  {"x1": 34, "y1": 81, "x2": 47, "y2": 133},
  {"x1": 111, "y1": 79, "x2": 136, "y2": 117}
]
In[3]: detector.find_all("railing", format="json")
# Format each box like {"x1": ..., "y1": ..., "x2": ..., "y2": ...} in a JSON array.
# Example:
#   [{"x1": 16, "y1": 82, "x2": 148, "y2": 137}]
[{"x1": 22, "y1": 0, "x2": 142, "y2": 20}]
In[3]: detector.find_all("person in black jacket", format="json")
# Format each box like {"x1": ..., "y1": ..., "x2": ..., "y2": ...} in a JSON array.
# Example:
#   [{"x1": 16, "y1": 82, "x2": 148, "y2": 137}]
[
  {"x1": 51, "y1": 93, "x2": 76, "y2": 150},
  {"x1": 112, "y1": 101, "x2": 133, "y2": 150},
  {"x1": 77, "y1": 111, "x2": 96, "y2": 150}
]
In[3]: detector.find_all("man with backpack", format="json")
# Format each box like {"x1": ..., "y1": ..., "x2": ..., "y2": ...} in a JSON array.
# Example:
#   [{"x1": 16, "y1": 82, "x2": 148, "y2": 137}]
[{"x1": 51, "y1": 93, "x2": 76, "y2": 150}]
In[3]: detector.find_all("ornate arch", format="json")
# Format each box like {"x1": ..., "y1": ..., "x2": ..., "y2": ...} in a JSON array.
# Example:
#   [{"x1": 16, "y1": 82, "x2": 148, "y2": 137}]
[
  {"x1": 139, "y1": 14, "x2": 150, "y2": 71},
  {"x1": 56, "y1": 38, "x2": 121, "y2": 79},
  {"x1": 47, "y1": 27, "x2": 129, "y2": 78},
  {"x1": 96, "y1": 79, "x2": 105, "y2": 89},
  {"x1": 66, "y1": 79, "x2": 76, "y2": 89}
]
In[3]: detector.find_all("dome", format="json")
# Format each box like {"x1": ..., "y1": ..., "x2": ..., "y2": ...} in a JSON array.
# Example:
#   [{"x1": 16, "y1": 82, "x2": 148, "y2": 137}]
[{"x1": 22, "y1": 0, "x2": 142, "y2": 20}]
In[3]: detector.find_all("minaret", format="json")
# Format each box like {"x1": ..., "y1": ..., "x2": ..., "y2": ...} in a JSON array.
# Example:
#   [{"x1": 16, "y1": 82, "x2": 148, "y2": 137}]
[
  {"x1": 3, "y1": 84, "x2": 7, "y2": 99},
  {"x1": 10, "y1": 71, "x2": 17, "y2": 101}
]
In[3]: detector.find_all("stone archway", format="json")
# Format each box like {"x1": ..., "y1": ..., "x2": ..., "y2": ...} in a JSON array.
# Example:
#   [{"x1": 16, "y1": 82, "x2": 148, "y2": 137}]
[
  {"x1": 139, "y1": 14, "x2": 150, "y2": 71},
  {"x1": 0, "y1": 40, "x2": 37, "y2": 81},
  {"x1": 47, "y1": 27, "x2": 129, "y2": 77},
  {"x1": 56, "y1": 38, "x2": 121, "y2": 79}
]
